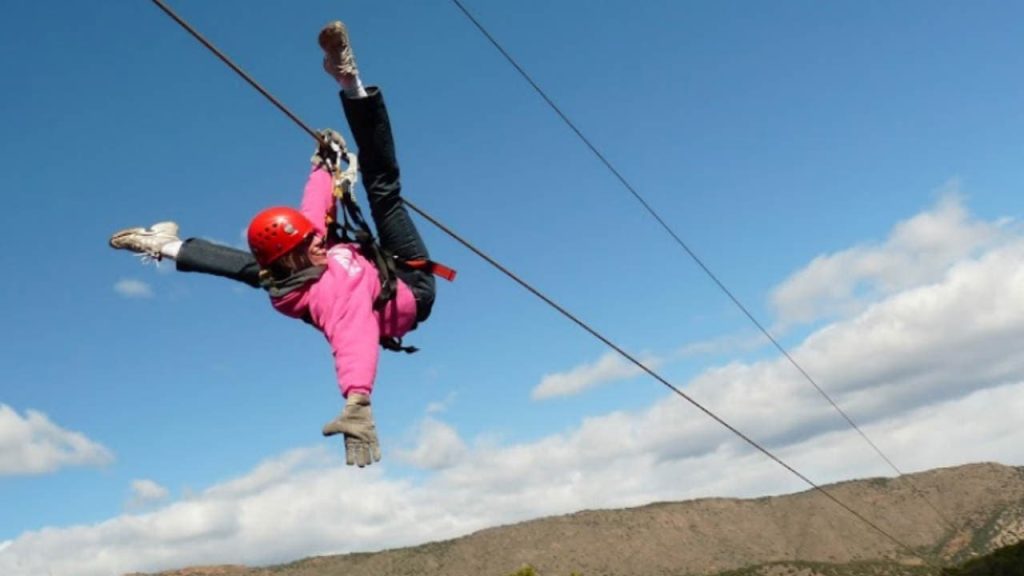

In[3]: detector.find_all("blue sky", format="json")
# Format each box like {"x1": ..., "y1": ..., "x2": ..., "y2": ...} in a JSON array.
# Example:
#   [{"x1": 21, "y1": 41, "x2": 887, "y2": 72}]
[{"x1": 3, "y1": 1, "x2": 1024, "y2": 574}]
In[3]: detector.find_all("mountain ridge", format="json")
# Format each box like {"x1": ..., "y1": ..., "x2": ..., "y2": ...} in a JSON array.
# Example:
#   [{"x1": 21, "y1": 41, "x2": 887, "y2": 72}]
[{"x1": 131, "y1": 461, "x2": 1024, "y2": 576}]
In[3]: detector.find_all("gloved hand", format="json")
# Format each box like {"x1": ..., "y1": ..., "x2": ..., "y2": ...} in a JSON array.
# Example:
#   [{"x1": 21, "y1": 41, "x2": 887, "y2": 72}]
[
  {"x1": 311, "y1": 128, "x2": 348, "y2": 167},
  {"x1": 311, "y1": 128, "x2": 358, "y2": 199},
  {"x1": 322, "y1": 393, "x2": 381, "y2": 467}
]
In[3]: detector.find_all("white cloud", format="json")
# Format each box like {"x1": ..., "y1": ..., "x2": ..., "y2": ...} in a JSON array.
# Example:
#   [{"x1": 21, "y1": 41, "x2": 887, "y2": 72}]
[
  {"x1": 0, "y1": 405, "x2": 114, "y2": 476},
  {"x1": 533, "y1": 333, "x2": 767, "y2": 401},
  {"x1": 532, "y1": 351, "x2": 647, "y2": 399},
  {"x1": 394, "y1": 418, "x2": 467, "y2": 470},
  {"x1": 126, "y1": 479, "x2": 171, "y2": 511},
  {"x1": 5, "y1": 199, "x2": 1024, "y2": 575},
  {"x1": 426, "y1": 392, "x2": 458, "y2": 415},
  {"x1": 4, "y1": 379, "x2": 1022, "y2": 576},
  {"x1": 114, "y1": 278, "x2": 154, "y2": 299},
  {"x1": 0, "y1": 448, "x2": 439, "y2": 576},
  {"x1": 770, "y1": 191, "x2": 1008, "y2": 328},
  {"x1": 675, "y1": 331, "x2": 768, "y2": 359},
  {"x1": 534, "y1": 193, "x2": 1012, "y2": 399}
]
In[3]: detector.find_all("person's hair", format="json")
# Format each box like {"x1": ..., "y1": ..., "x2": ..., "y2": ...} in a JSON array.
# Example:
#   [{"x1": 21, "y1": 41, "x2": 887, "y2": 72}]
[{"x1": 266, "y1": 235, "x2": 315, "y2": 279}]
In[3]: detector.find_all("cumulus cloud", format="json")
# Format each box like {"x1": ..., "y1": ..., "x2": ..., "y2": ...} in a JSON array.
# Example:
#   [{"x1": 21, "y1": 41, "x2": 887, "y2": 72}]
[
  {"x1": 0, "y1": 405, "x2": 114, "y2": 476},
  {"x1": 532, "y1": 351, "x2": 648, "y2": 399},
  {"x1": 770, "y1": 190, "x2": 1007, "y2": 328},
  {"x1": 394, "y1": 418, "x2": 468, "y2": 470},
  {"x1": 534, "y1": 333, "x2": 768, "y2": 401},
  {"x1": 4, "y1": 379, "x2": 1022, "y2": 576},
  {"x1": 535, "y1": 193, "x2": 1012, "y2": 399},
  {"x1": 114, "y1": 278, "x2": 154, "y2": 299},
  {"x1": 126, "y1": 479, "x2": 171, "y2": 511},
  {"x1": 426, "y1": 392, "x2": 458, "y2": 415},
  {"x1": 0, "y1": 448, "x2": 441, "y2": 576},
  {"x1": 675, "y1": 331, "x2": 769, "y2": 359},
  {"x1": 5, "y1": 199, "x2": 1024, "y2": 575}
]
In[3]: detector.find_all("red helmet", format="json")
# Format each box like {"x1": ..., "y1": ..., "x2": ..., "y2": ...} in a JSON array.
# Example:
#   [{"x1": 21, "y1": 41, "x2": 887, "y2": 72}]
[{"x1": 247, "y1": 206, "x2": 316, "y2": 267}]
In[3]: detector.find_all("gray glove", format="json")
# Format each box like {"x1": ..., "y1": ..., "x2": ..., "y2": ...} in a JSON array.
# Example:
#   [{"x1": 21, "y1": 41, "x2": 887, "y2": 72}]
[
  {"x1": 311, "y1": 128, "x2": 358, "y2": 199},
  {"x1": 310, "y1": 128, "x2": 348, "y2": 167},
  {"x1": 322, "y1": 393, "x2": 381, "y2": 467}
]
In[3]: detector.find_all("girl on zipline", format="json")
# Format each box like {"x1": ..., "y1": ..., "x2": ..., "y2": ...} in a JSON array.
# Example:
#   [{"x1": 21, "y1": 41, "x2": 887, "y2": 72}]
[{"x1": 109, "y1": 21, "x2": 440, "y2": 468}]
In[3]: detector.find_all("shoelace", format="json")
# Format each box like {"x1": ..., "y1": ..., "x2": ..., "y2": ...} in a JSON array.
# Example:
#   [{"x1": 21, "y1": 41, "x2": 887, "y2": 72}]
[{"x1": 135, "y1": 251, "x2": 164, "y2": 265}]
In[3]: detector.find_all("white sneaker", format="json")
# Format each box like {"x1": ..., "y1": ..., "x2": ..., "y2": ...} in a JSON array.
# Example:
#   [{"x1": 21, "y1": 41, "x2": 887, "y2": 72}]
[
  {"x1": 109, "y1": 221, "x2": 180, "y2": 261},
  {"x1": 318, "y1": 21, "x2": 359, "y2": 80}
]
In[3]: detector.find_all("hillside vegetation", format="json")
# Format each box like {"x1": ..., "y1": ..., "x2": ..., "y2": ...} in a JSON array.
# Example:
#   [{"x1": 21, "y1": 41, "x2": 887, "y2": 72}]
[
  {"x1": 941, "y1": 540, "x2": 1024, "y2": 576},
  {"x1": 500, "y1": 541, "x2": 1024, "y2": 576}
]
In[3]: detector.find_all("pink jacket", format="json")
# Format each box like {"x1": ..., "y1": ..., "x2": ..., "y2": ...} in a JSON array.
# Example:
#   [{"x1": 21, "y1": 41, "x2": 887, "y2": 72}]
[{"x1": 269, "y1": 168, "x2": 418, "y2": 398}]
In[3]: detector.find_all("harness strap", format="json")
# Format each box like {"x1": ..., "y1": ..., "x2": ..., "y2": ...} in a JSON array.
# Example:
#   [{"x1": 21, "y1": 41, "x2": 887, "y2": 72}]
[
  {"x1": 353, "y1": 225, "x2": 398, "y2": 310},
  {"x1": 334, "y1": 184, "x2": 455, "y2": 304},
  {"x1": 400, "y1": 258, "x2": 458, "y2": 282},
  {"x1": 317, "y1": 128, "x2": 456, "y2": 352},
  {"x1": 380, "y1": 336, "x2": 419, "y2": 354}
]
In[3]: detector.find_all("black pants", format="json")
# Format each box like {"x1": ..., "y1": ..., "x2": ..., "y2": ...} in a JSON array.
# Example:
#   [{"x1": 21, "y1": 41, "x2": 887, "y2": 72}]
[{"x1": 176, "y1": 88, "x2": 435, "y2": 322}]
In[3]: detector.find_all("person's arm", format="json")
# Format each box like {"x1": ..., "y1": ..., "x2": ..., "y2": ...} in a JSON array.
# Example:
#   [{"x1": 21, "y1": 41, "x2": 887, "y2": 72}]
[
  {"x1": 299, "y1": 167, "x2": 337, "y2": 238},
  {"x1": 310, "y1": 255, "x2": 380, "y2": 398}
]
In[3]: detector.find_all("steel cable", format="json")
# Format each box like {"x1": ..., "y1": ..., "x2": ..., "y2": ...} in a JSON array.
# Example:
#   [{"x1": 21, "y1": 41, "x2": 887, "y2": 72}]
[{"x1": 448, "y1": 0, "x2": 955, "y2": 533}]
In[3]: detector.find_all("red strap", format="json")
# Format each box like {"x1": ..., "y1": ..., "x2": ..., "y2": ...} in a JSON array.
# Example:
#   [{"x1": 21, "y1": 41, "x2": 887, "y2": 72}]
[{"x1": 404, "y1": 259, "x2": 457, "y2": 282}]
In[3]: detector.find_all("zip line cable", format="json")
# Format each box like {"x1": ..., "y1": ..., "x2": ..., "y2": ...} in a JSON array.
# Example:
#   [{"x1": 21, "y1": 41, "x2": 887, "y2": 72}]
[
  {"x1": 447, "y1": 0, "x2": 954, "y2": 532},
  {"x1": 148, "y1": 0, "x2": 939, "y2": 566}
]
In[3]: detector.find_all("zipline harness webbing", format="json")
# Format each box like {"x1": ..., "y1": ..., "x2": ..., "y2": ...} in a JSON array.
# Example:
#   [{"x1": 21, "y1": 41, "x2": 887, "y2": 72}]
[
  {"x1": 149, "y1": 0, "x2": 940, "y2": 567},
  {"x1": 447, "y1": 0, "x2": 954, "y2": 533}
]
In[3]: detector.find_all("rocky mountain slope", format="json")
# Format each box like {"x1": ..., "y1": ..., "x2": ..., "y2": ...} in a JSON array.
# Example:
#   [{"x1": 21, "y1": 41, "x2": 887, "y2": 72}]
[{"x1": 132, "y1": 462, "x2": 1024, "y2": 576}]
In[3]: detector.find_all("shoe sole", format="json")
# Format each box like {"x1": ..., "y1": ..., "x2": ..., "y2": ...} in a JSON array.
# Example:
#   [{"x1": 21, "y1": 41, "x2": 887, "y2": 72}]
[{"x1": 109, "y1": 228, "x2": 148, "y2": 248}]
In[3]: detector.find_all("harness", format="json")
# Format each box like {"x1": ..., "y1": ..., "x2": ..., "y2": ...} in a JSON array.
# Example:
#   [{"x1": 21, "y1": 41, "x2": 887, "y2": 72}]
[{"x1": 318, "y1": 131, "x2": 456, "y2": 353}]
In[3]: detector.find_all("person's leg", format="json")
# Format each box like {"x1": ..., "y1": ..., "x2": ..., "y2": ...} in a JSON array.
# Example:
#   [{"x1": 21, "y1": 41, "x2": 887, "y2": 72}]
[
  {"x1": 321, "y1": 23, "x2": 435, "y2": 321},
  {"x1": 110, "y1": 222, "x2": 262, "y2": 288},
  {"x1": 176, "y1": 238, "x2": 262, "y2": 288},
  {"x1": 342, "y1": 91, "x2": 435, "y2": 321}
]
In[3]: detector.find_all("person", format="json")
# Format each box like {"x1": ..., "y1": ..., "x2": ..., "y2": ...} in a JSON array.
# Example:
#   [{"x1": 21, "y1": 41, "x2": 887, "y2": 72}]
[{"x1": 109, "y1": 21, "x2": 437, "y2": 468}]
